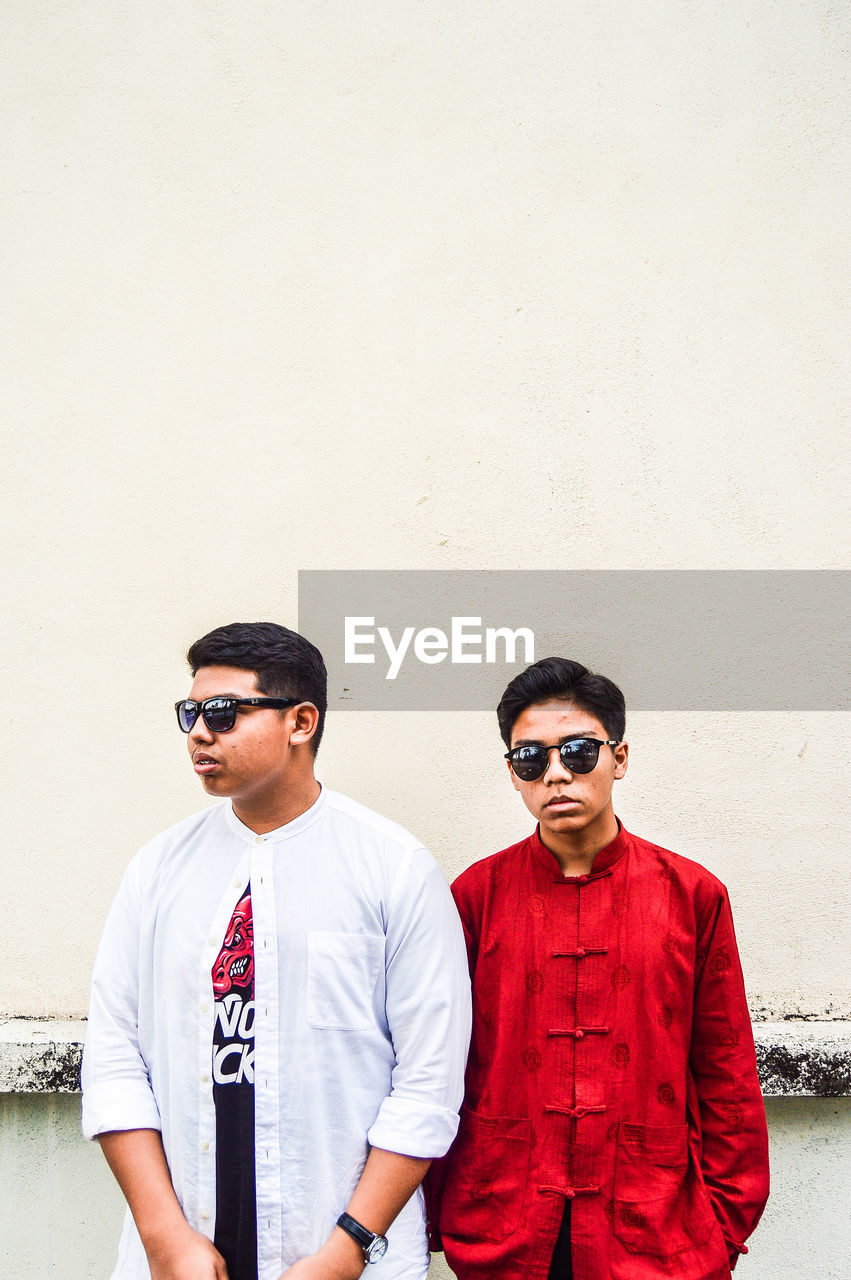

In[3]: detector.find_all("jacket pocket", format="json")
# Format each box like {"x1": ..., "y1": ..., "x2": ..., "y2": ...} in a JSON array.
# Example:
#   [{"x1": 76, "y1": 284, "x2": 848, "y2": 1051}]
[
  {"x1": 613, "y1": 1122, "x2": 717, "y2": 1257},
  {"x1": 306, "y1": 931, "x2": 384, "y2": 1030},
  {"x1": 440, "y1": 1104, "x2": 532, "y2": 1244}
]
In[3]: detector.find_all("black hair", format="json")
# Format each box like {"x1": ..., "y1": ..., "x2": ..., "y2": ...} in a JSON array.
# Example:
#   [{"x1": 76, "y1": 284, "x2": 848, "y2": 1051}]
[
  {"x1": 187, "y1": 622, "x2": 328, "y2": 755},
  {"x1": 497, "y1": 656, "x2": 626, "y2": 747}
]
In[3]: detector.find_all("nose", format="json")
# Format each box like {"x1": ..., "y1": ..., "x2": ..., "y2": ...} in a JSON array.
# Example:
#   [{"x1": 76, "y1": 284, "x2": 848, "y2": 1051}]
[
  {"x1": 188, "y1": 712, "x2": 215, "y2": 745},
  {"x1": 542, "y1": 746, "x2": 573, "y2": 782}
]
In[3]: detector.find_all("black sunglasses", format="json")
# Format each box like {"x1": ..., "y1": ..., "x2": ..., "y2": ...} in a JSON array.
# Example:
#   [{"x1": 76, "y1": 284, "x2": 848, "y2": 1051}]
[
  {"x1": 505, "y1": 737, "x2": 621, "y2": 781},
  {"x1": 175, "y1": 696, "x2": 300, "y2": 734}
]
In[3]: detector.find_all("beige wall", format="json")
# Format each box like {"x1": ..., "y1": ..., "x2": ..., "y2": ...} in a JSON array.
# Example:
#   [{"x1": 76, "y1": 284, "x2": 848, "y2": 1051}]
[
  {"x1": 3, "y1": 0, "x2": 847, "y2": 1021},
  {"x1": 1, "y1": 1, "x2": 848, "y2": 1274}
]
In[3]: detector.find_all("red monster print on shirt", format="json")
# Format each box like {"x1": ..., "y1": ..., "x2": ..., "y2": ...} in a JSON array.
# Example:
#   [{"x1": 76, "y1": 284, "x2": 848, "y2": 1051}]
[{"x1": 212, "y1": 891, "x2": 254, "y2": 997}]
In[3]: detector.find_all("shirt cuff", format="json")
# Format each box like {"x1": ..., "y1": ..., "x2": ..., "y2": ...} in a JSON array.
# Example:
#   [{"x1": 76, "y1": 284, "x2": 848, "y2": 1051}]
[
  {"x1": 726, "y1": 1238, "x2": 749, "y2": 1270},
  {"x1": 427, "y1": 1227, "x2": 444, "y2": 1254},
  {"x1": 82, "y1": 1077, "x2": 162, "y2": 1141},
  {"x1": 368, "y1": 1095, "x2": 461, "y2": 1159}
]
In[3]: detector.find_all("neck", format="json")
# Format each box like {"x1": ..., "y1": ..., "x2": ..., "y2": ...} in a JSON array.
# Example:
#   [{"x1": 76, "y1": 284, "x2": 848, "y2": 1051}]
[
  {"x1": 541, "y1": 806, "x2": 619, "y2": 877},
  {"x1": 233, "y1": 777, "x2": 322, "y2": 835}
]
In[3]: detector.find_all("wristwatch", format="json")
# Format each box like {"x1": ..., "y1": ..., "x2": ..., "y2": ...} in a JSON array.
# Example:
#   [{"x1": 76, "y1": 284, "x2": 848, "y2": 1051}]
[{"x1": 336, "y1": 1212, "x2": 389, "y2": 1264}]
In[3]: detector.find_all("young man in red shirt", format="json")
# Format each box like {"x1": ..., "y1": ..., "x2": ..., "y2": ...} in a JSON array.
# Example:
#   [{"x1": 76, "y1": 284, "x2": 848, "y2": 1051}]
[{"x1": 427, "y1": 657, "x2": 769, "y2": 1280}]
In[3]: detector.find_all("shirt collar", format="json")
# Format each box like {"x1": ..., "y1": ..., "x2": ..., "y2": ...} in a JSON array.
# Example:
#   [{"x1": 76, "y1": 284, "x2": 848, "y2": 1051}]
[
  {"x1": 530, "y1": 817, "x2": 631, "y2": 879},
  {"x1": 224, "y1": 783, "x2": 327, "y2": 845}
]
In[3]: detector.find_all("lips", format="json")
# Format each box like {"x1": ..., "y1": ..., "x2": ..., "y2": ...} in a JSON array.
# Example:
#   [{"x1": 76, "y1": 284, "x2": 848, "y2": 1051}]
[
  {"x1": 193, "y1": 752, "x2": 220, "y2": 775},
  {"x1": 546, "y1": 796, "x2": 579, "y2": 809}
]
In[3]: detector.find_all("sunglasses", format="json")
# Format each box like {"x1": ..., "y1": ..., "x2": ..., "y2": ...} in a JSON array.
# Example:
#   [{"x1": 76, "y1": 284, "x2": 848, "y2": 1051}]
[
  {"x1": 175, "y1": 696, "x2": 300, "y2": 734},
  {"x1": 505, "y1": 737, "x2": 621, "y2": 781}
]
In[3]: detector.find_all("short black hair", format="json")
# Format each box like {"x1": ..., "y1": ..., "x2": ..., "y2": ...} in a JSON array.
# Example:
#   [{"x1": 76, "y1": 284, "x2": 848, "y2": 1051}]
[
  {"x1": 187, "y1": 622, "x2": 328, "y2": 755},
  {"x1": 497, "y1": 656, "x2": 626, "y2": 747}
]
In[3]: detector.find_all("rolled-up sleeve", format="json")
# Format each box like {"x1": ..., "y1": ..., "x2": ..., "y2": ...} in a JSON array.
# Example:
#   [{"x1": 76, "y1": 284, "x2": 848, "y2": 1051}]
[
  {"x1": 81, "y1": 859, "x2": 161, "y2": 1140},
  {"x1": 367, "y1": 849, "x2": 472, "y2": 1158}
]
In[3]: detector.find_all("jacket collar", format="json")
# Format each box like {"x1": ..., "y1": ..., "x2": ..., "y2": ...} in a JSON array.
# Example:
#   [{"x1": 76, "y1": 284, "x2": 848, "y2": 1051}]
[{"x1": 530, "y1": 817, "x2": 631, "y2": 880}]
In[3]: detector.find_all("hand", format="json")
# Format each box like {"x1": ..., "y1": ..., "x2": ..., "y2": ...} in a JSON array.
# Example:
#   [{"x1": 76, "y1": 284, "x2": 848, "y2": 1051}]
[
  {"x1": 96, "y1": 1131, "x2": 229, "y2": 1280},
  {"x1": 277, "y1": 1260, "x2": 363, "y2": 1280},
  {"x1": 277, "y1": 1231, "x2": 365, "y2": 1280},
  {"x1": 146, "y1": 1223, "x2": 229, "y2": 1280}
]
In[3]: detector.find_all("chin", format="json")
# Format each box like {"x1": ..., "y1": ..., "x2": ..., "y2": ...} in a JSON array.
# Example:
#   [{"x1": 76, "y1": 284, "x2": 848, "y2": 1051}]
[
  {"x1": 540, "y1": 807, "x2": 583, "y2": 824},
  {"x1": 541, "y1": 813, "x2": 589, "y2": 835},
  {"x1": 201, "y1": 777, "x2": 229, "y2": 796}
]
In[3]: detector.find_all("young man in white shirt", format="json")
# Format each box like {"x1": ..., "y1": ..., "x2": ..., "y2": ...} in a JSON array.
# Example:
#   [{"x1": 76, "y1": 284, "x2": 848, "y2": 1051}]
[{"x1": 82, "y1": 622, "x2": 471, "y2": 1280}]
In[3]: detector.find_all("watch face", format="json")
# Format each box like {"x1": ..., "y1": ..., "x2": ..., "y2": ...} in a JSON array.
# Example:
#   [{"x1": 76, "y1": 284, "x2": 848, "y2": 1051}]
[{"x1": 365, "y1": 1235, "x2": 389, "y2": 1262}]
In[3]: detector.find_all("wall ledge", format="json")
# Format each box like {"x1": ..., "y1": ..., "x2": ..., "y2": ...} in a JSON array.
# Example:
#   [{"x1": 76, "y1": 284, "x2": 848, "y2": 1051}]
[
  {"x1": 1, "y1": 1019, "x2": 85, "y2": 1093},
  {"x1": 753, "y1": 1021, "x2": 851, "y2": 1097},
  {"x1": 2, "y1": 1018, "x2": 849, "y2": 1096}
]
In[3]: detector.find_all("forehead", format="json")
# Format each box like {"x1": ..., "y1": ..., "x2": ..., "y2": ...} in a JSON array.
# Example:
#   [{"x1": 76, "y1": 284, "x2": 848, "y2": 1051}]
[
  {"x1": 188, "y1": 665, "x2": 261, "y2": 699},
  {"x1": 510, "y1": 698, "x2": 608, "y2": 746}
]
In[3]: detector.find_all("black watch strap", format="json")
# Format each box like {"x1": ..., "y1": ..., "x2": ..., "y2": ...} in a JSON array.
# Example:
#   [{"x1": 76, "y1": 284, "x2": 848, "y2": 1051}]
[{"x1": 336, "y1": 1212, "x2": 389, "y2": 1263}]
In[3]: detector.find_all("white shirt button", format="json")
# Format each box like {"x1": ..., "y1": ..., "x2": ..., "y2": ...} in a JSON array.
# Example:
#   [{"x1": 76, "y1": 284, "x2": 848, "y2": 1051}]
[
  {"x1": 200, "y1": 1002, "x2": 209, "y2": 1013},
  {"x1": 207, "y1": 937, "x2": 216, "y2": 947},
  {"x1": 201, "y1": 1141, "x2": 210, "y2": 1152},
  {"x1": 200, "y1": 1211, "x2": 209, "y2": 1221},
  {"x1": 201, "y1": 1073, "x2": 210, "y2": 1084},
  {"x1": 255, "y1": 835, "x2": 263, "y2": 845}
]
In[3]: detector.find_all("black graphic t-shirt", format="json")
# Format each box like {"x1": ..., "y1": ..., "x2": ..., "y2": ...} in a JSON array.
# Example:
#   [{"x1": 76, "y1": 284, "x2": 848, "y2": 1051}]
[{"x1": 211, "y1": 886, "x2": 257, "y2": 1280}]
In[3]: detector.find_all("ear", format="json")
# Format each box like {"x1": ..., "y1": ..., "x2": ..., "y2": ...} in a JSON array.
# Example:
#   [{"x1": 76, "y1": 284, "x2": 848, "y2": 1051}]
[
  {"x1": 289, "y1": 702, "x2": 320, "y2": 748},
  {"x1": 613, "y1": 739, "x2": 628, "y2": 780}
]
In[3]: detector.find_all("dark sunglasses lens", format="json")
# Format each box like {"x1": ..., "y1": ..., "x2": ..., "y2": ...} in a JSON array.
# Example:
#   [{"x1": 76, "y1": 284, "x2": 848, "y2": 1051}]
[
  {"x1": 177, "y1": 701, "x2": 198, "y2": 733},
  {"x1": 559, "y1": 739, "x2": 600, "y2": 773},
  {"x1": 511, "y1": 747, "x2": 548, "y2": 780},
  {"x1": 202, "y1": 698, "x2": 238, "y2": 732}
]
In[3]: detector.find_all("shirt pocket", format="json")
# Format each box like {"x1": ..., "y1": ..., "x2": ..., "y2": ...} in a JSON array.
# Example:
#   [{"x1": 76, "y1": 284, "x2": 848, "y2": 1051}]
[
  {"x1": 440, "y1": 1104, "x2": 532, "y2": 1244},
  {"x1": 613, "y1": 1121, "x2": 717, "y2": 1258},
  {"x1": 306, "y1": 931, "x2": 384, "y2": 1031}
]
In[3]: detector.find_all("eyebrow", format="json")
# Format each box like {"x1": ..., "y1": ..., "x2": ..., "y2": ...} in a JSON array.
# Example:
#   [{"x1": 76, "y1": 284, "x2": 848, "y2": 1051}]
[
  {"x1": 190, "y1": 692, "x2": 245, "y2": 700},
  {"x1": 512, "y1": 734, "x2": 595, "y2": 747}
]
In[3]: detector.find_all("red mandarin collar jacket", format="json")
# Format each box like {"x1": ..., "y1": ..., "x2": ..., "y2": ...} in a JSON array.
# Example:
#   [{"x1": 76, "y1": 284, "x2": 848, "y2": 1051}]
[{"x1": 426, "y1": 822, "x2": 769, "y2": 1280}]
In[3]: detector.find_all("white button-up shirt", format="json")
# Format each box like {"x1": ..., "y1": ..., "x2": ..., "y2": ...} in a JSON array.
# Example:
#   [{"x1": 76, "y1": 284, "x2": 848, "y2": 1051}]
[{"x1": 82, "y1": 787, "x2": 471, "y2": 1280}]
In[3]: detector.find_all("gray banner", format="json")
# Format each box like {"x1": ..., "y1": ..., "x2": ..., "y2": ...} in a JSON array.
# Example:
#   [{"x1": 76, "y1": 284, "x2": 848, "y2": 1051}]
[{"x1": 298, "y1": 571, "x2": 849, "y2": 711}]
